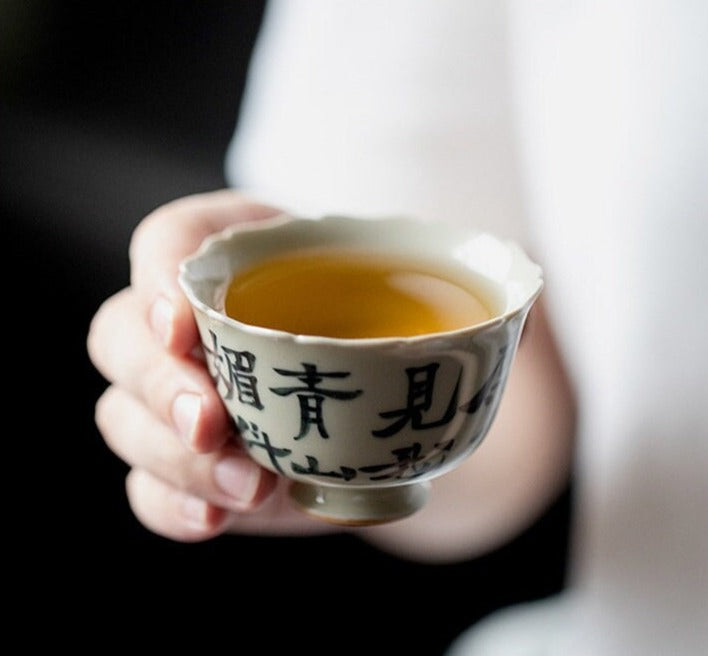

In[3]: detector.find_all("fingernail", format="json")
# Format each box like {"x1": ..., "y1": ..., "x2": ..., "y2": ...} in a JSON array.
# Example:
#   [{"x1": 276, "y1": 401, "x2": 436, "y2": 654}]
[
  {"x1": 149, "y1": 296, "x2": 174, "y2": 346},
  {"x1": 180, "y1": 493, "x2": 209, "y2": 529},
  {"x1": 172, "y1": 393, "x2": 202, "y2": 445},
  {"x1": 213, "y1": 457, "x2": 260, "y2": 505}
]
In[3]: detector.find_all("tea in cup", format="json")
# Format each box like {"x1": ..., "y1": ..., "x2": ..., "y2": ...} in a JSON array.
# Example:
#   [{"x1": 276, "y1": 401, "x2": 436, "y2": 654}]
[
  {"x1": 178, "y1": 215, "x2": 542, "y2": 525},
  {"x1": 223, "y1": 248, "x2": 493, "y2": 338}
]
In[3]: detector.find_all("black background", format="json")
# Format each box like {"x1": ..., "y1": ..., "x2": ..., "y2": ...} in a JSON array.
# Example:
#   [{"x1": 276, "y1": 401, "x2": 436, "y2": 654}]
[{"x1": 3, "y1": 2, "x2": 571, "y2": 652}]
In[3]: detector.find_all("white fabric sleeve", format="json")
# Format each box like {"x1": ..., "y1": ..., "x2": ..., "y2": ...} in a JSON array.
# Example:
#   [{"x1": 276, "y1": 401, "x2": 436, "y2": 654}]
[{"x1": 225, "y1": 0, "x2": 529, "y2": 243}]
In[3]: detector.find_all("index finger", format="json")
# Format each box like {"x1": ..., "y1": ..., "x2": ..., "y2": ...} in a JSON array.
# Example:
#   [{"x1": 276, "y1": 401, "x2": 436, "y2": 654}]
[{"x1": 129, "y1": 189, "x2": 281, "y2": 355}]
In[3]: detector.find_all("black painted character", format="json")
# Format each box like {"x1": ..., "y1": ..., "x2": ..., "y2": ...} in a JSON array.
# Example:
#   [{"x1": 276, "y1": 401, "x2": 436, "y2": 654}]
[
  {"x1": 291, "y1": 455, "x2": 357, "y2": 481},
  {"x1": 203, "y1": 330, "x2": 264, "y2": 409},
  {"x1": 236, "y1": 416, "x2": 291, "y2": 475},
  {"x1": 270, "y1": 363, "x2": 362, "y2": 440},
  {"x1": 459, "y1": 346, "x2": 509, "y2": 414},
  {"x1": 359, "y1": 439, "x2": 455, "y2": 481},
  {"x1": 373, "y1": 363, "x2": 460, "y2": 437}
]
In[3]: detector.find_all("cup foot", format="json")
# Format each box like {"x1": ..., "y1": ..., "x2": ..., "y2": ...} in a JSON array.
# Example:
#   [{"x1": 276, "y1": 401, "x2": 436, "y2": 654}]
[{"x1": 288, "y1": 481, "x2": 431, "y2": 526}]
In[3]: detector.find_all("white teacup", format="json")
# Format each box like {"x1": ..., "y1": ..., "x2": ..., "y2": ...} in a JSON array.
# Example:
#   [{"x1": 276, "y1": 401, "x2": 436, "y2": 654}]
[{"x1": 179, "y1": 215, "x2": 542, "y2": 525}]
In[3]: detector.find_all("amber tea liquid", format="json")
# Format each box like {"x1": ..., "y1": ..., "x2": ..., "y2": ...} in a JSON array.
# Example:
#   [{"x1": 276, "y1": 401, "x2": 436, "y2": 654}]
[{"x1": 224, "y1": 249, "x2": 493, "y2": 339}]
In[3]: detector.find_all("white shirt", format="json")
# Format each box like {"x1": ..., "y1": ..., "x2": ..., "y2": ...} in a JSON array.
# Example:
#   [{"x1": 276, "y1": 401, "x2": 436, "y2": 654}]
[{"x1": 226, "y1": 1, "x2": 708, "y2": 653}]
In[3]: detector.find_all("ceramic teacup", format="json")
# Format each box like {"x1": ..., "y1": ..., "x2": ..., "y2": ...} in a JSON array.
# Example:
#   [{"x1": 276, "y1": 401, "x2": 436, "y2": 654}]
[{"x1": 178, "y1": 215, "x2": 542, "y2": 525}]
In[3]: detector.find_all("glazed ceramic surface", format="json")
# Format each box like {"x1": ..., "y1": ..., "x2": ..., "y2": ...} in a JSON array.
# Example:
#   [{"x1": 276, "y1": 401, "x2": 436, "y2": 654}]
[{"x1": 179, "y1": 215, "x2": 542, "y2": 524}]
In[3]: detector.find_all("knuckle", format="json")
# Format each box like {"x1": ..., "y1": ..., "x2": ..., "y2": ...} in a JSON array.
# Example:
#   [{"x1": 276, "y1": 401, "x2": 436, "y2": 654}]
[
  {"x1": 86, "y1": 315, "x2": 101, "y2": 369},
  {"x1": 85, "y1": 297, "x2": 114, "y2": 370},
  {"x1": 128, "y1": 204, "x2": 176, "y2": 273},
  {"x1": 128, "y1": 195, "x2": 200, "y2": 266},
  {"x1": 127, "y1": 216, "x2": 149, "y2": 270},
  {"x1": 86, "y1": 289, "x2": 135, "y2": 381},
  {"x1": 94, "y1": 387, "x2": 113, "y2": 429},
  {"x1": 125, "y1": 470, "x2": 158, "y2": 529},
  {"x1": 128, "y1": 216, "x2": 157, "y2": 276},
  {"x1": 94, "y1": 388, "x2": 123, "y2": 454}
]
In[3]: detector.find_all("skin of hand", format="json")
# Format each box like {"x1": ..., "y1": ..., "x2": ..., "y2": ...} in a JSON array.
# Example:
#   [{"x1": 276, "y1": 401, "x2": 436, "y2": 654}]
[{"x1": 87, "y1": 189, "x2": 576, "y2": 561}]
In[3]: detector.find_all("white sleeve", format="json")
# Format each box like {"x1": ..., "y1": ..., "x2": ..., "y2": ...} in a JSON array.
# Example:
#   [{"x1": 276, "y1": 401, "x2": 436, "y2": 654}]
[{"x1": 225, "y1": 0, "x2": 529, "y2": 243}]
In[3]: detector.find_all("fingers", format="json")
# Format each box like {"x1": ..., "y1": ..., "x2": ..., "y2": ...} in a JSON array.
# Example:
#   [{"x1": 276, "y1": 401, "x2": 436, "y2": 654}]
[
  {"x1": 126, "y1": 470, "x2": 332, "y2": 542},
  {"x1": 96, "y1": 385, "x2": 277, "y2": 513},
  {"x1": 126, "y1": 469, "x2": 229, "y2": 542},
  {"x1": 86, "y1": 189, "x2": 336, "y2": 544},
  {"x1": 105, "y1": 386, "x2": 329, "y2": 541},
  {"x1": 88, "y1": 287, "x2": 230, "y2": 452},
  {"x1": 129, "y1": 189, "x2": 281, "y2": 355}
]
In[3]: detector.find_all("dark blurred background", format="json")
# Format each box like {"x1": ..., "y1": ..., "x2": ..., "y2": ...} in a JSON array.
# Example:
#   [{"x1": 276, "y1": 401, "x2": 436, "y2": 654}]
[{"x1": 2, "y1": 2, "x2": 571, "y2": 651}]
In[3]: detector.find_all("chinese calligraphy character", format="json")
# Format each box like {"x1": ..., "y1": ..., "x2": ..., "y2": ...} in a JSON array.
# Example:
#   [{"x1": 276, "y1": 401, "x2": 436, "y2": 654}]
[
  {"x1": 459, "y1": 346, "x2": 508, "y2": 414},
  {"x1": 236, "y1": 416, "x2": 291, "y2": 474},
  {"x1": 359, "y1": 438, "x2": 455, "y2": 481},
  {"x1": 373, "y1": 363, "x2": 460, "y2": 437},
  {"x1": 221, "y1": 346, "x2": 264, "y2": 409},
  {"x1": 291, "y1": 455, "x2": 357, "y2": 481},
  {"x1": 202, "y1": 330, "x2": 263, "y2": 409},
  {"x1": 270, "y1": 363, "x2": 362, "y2": 440}
]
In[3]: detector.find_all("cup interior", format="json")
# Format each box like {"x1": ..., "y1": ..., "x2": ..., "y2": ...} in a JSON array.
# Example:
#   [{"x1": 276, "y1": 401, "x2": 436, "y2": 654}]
[{"x1": 179, "y1": 214, "x2": 543, "y2": 342}]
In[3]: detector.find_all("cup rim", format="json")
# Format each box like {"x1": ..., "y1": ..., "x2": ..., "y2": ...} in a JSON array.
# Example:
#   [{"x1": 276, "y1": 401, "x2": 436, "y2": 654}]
[{"x1": 178, "y1": 213, "x2": 543, "y2": 347}]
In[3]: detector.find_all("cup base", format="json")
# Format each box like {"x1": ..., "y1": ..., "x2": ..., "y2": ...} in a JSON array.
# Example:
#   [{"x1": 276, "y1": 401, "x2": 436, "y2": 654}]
[{"x1": 288, "y1": 481, "x2": 431, "y2": 526}]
